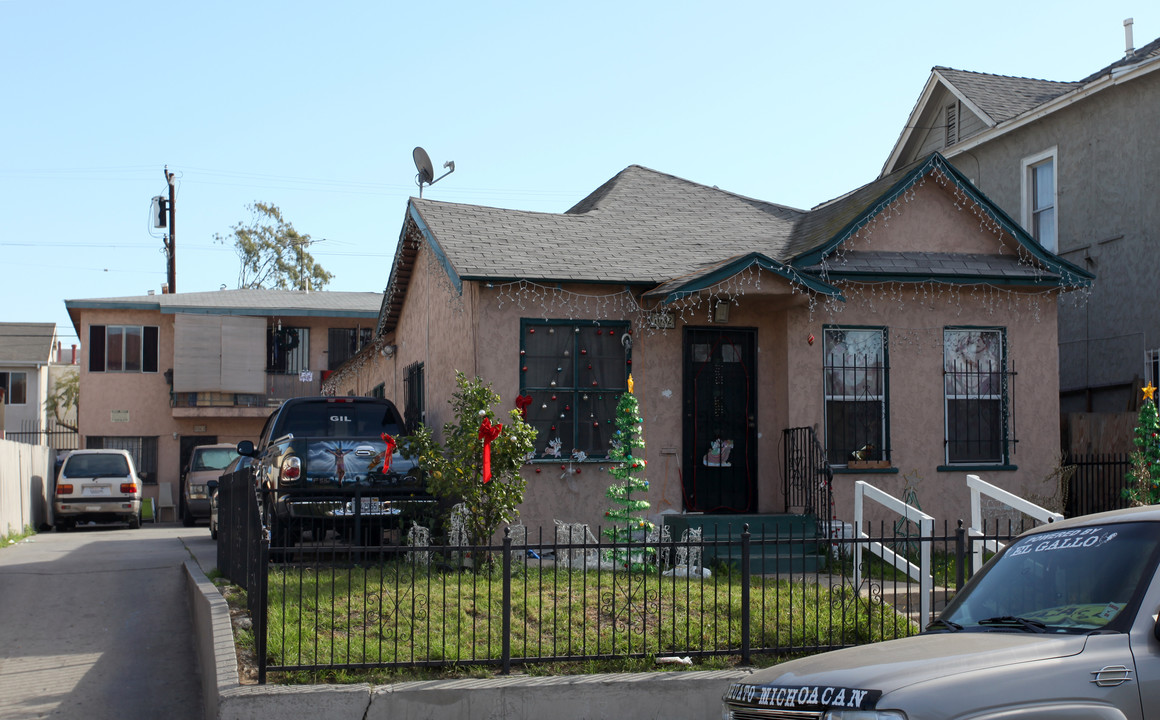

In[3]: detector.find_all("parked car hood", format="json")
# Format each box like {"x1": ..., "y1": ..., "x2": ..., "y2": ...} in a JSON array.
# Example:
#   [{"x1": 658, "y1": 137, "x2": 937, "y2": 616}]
[{"x1": 733, "y1": 633, "x2": 1088, "y2": 707}]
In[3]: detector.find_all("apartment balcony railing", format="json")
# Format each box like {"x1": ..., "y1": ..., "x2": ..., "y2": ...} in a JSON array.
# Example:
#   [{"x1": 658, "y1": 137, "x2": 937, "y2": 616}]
[{"x1": 171, "y1": 373, "x2": 322, "y2": 409}]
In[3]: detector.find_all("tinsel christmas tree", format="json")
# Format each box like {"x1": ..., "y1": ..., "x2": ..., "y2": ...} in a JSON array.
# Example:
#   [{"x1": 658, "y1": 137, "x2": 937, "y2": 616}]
[
  {"x1": 602, "y1": 376, "x2": 654, "y2": 567},
  {"x1": 1125, "y1": 383, "x2": 1160, "y2": 505}
]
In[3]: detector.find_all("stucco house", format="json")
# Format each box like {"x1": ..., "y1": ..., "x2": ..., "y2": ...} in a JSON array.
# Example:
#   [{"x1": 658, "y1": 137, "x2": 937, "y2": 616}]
[
  {"x1": 64, "y1": 288, "x2": 381, "y2": 518},
  {"x1": 882, "y1": 26, "x2": 1160, "y2": 420},
  {"x1": 0, "y1": 322, "x2": 59, "y2": 437},
  {"x1": 326, "y1": 152, "x2": 1091, "y2": 530}
]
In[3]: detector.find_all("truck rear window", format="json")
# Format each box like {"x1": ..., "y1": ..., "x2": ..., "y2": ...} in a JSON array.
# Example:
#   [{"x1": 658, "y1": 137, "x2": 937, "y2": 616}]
[{"x1": 280, "y1": 403, "x2": 403, "y2": 439}]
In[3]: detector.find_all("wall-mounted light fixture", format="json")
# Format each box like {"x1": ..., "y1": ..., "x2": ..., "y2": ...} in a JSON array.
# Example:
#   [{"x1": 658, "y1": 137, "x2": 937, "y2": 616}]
[{"x1": 713, "y1": 299, "x2": 731, "y2": 323}]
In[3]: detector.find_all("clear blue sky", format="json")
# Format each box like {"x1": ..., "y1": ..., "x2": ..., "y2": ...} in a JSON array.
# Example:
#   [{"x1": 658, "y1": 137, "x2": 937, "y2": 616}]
[{"x1": 1, "y1": 1, "x2": 1149, "y2": 345}]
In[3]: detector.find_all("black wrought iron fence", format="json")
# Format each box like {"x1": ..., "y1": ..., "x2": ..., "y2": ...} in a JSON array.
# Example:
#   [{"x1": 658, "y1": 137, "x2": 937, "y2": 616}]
[
  {"x1": 213, "y1": 484, "x2": 1036, "y2": 684},
  {"x1": 783, "y1": 426, "x2": 834, "y2": 524},
  {"x1": 1065, "y1": 453, "x2": 1131, "y2": 517}
]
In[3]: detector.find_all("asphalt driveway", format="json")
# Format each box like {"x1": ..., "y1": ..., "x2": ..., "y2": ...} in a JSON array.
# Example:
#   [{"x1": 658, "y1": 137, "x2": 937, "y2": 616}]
[{"x1": 0, "y1": 524, "x2": 209, "y2": 720}]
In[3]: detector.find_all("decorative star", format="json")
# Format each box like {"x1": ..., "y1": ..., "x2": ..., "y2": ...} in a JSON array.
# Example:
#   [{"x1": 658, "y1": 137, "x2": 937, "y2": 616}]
[{"x1": 1145, "y1": 383, "x2": 1157, "y2": 402}]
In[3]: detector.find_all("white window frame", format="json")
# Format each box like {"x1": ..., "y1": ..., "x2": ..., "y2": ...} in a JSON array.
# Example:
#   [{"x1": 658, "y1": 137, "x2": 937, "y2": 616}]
[
  {"x1": 0, "y1": 371, "x2": 27, "y2": 405},
  {"x1": 1021, "y1": 147, "x2": 1058, "y2": 253}
]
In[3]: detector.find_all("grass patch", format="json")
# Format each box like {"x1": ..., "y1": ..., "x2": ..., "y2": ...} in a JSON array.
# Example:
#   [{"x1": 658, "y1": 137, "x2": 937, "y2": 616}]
[
  {"x1": 261, "y1": 561, "x2": 913, "y2": 683},
  {"x1": 0, "y1": 525, "x2": 36, "y2": 549}
]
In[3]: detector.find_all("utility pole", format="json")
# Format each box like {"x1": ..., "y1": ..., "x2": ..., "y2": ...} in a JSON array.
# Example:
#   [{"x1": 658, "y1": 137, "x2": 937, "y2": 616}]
[{"x1": 164, "y1": 166, "x2": 177, "y2": 293}]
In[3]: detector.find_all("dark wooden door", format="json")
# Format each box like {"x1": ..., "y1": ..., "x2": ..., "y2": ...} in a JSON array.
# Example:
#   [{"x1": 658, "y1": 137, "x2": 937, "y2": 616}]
[{"x1": 682, "y1": 328, "x2": 757, "y2": 513}]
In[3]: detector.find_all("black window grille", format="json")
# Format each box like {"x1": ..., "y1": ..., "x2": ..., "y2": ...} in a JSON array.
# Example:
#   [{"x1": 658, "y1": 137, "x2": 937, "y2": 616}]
[
  {"x1": 520, "y1": 319, "x2": 630, "y2": 459},
  {"x1": 404, "y1": 362, "x2": 424, "y2": 434},
  {"x1": 370, "y1": 382, "x2": 385, "y2": 400},
  {"x1": 327, "y1": 328, "x2": 372, "y2": 371},
  {"x1": 267, "y1": 327, "x2": 309, "y2": 374},
  {"x1": 85, "y1": 436, "x2": 160, "y2": 485},
  {"x1": 943, "y1": 328, "x2": 1015, "y2": 464},
  {"x1": 823, "y1": 327, "x2": 888, "y2": 466}
]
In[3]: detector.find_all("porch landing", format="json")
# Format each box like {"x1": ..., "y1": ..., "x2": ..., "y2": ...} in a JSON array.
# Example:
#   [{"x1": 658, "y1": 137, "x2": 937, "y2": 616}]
[{"x1": 661, "y1": 513, "x2": 827, "y2": 574}]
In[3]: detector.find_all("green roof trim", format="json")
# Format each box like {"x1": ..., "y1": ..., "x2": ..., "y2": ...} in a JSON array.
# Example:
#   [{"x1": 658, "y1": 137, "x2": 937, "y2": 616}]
[
  {"x1": 791, "y1": 153, "x2": 1094, "y2": 288},
  {"x1": 408, "y1": 202, "x2": 462, "y2": 295},
  {"x1": 646, "y1": 252, "x2": 843, "y2": 305}
]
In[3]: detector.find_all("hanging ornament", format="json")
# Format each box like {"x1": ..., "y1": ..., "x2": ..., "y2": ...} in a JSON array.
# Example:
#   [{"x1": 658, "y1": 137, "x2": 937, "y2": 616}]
[
  {"x1": 529, "y1": 328, "x2": 535, "y2": 334},
  {"x1": 521, "y1": 366, "x2": 528, "y2": 372},
  {"x1": 550, "y1": 381, "x2": 557, "y2": 387},
  {"x1": 541, "y1": 403, "x2": 548, "y2": 410},
  {"x1": 581, "y1": 349, "x2": 587, "y2": 356},
  {"x1": 807, "y1": 333, "x2": 815, "y2": 346},
  {"x1": 563, "y1": 350, "x2": 570, "y2": 357},
  {"x1": 549, "y1": 328, "x2": 554, "y2": 334}
]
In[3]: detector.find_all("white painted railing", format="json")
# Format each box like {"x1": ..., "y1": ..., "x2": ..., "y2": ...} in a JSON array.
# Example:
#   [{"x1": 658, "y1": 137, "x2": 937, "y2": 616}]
[
  {"x1": 853, "y1": 480, "x2": 935, "y2": 626},
  {"x1": 966, "y1": 474, "x2": 1062, "y2": 574}
]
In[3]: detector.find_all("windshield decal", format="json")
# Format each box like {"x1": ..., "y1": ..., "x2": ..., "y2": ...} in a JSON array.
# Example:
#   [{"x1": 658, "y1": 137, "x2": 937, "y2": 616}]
[
  {"x1": 724, "y1": 682, "x2": 881, "y2": 710},
  {"x1": 1008, "y1": 526, "x2": 1118, "y2": 557}
]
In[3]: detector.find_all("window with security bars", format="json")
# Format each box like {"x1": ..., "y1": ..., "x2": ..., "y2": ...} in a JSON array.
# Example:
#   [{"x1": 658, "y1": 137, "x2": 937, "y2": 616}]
[
  {"x1": 404, "y1": 361, "x2": 424, "y2": 434},
  {"x1": 85, "y1": 436, "x2": 159, "y2": 484},
  {"x1": 267, "y1": 327, "x2": 309, "y2": 374},
  {"x1": 1146, "y1": 349, "x2": 1160, "y2": 390},
  {"x1": 944, "y1": 328, "x2": 1014, "y2": 465},
  {"x1": 521, "y1": 319, "x2": 630, "y2": 459},
  {"x1": 327, "y1": 328, "x2": 372, "y2": 371},
  {"x1": 823, "y1": 327, "x2": 888, "y2": 466}
]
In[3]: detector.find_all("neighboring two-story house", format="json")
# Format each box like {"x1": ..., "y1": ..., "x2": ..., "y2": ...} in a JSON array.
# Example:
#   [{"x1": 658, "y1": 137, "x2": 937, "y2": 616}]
[
  {"x1": 64, "y1": 288, "x2": 381, "y2": 515},
  {"x1": 0, "y1": 322, "x2": 58, "y2": 438},
  {"x1": 327, "y1": 152, "x2": 1091, "y2": 529},
  {"x1": 882, "y1": 28, "x2": 1160, "y2": 419}
]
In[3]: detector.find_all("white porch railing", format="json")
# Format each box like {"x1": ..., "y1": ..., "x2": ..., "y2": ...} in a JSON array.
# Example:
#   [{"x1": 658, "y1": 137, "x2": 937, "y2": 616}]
[
  {"x1": 853, "y1": 480, "x2": 935, "y2": 626},
  {"x1": 966, "y1": 473, "x2": 1062, "y2": 575}
]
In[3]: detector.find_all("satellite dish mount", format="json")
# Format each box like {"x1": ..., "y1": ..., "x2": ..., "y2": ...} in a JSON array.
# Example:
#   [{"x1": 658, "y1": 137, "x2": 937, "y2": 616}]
[{"x1": 413, "y1": 147, "x2": 455, "y2": 198}]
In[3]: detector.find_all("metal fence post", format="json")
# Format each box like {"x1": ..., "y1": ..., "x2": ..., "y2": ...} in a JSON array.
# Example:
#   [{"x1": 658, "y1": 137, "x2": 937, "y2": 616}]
[
  {"x1": 256, "y1": 536, "x2": 269, "y2": 685},
  {"x1": 502, "y1": 527, "x2": 512, "y2": 675},
  {"x1": 955, "y1": 519, "x2": 966, "y2": 590},
  {"x1": 741, "y1": 523, "x2": 751, "y2": 665}
]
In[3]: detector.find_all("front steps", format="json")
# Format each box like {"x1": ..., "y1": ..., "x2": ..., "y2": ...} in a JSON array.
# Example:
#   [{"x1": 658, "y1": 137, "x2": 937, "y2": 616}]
[{"x1": 661, "y1": 513, "x2": 827, "y2": 574}]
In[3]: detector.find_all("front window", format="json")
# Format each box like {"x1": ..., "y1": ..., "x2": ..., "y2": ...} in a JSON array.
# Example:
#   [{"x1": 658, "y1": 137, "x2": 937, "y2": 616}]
[
  {"x1": 0, "y1": 372, "x2": 27, "y2": 405},
  {"x1": 823, "y1": 327, "x2": 888, "y2": 466},
  {"x1": 88, "y1": 325, "x2": 159, "y2": 373},
  {"x1": 944, "y1": 328, "x2": 1011, "y2": 465},
  {"x1": 938, "y1": 521, "x2": 1159, "y2": 634},
  {"x1": 521, "y1": 319, "x2": 630, "y2": 459},
  {"x1": 1022, "y1": 148, "x2": 1057, "y2": 253}
]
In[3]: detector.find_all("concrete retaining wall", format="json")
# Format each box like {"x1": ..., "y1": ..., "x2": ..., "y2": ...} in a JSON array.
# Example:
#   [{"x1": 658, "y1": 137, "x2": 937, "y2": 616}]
[{"x1": 184, "y1": 560, "x2": 752, "y2": 720}]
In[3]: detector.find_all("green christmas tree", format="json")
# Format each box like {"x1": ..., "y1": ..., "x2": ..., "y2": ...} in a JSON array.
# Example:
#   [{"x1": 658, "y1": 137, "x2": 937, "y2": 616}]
[
  {"x1": 602, "y1": 377, "x2": 654, "y2": 568},
  {"x1": 1125, "y1": 383, "x2": 1160, "y2": 505}
]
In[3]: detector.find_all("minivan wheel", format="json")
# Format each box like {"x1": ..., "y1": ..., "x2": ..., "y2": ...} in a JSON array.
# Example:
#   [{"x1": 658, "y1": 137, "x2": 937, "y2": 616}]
[{"x1": 129, "y1": 512, "x2": 141, "y2": 530}]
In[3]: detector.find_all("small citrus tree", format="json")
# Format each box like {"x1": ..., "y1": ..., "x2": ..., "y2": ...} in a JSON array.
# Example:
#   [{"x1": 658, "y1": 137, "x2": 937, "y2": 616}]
[{"x1": 400, "y1": 372, "x2": 537, "y2": 550}]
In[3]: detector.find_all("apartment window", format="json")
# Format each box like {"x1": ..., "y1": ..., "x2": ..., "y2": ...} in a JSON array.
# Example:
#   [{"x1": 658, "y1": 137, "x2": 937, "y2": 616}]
[
  {"x1": 370, "y1": 382, "x2": 386, "y2": 400},
  {"x1": 944, "y1": 102, "x2": 959, "y2": 147},
  {"x1": 944, "y1": 328, "x2": 1014, "y2": 465},
  {"x1": 521, "y1": 319, "x2": 630, "y2": 459},
  {"x1": 0, "y1": 372, "x2": 27, "y2": 405},
  {"x1": 327, "y1": 328, "x2": 372, "y2": 371},
  {"x1": 403, "y1": 362, "x2": 424, "y2": 434},
  {"x1": 267, "y1": 327, "x2": 309, "y2": 374},
  {"x1": 86, "y1": 436, "x2": 159, "y2": 484},
  {"x1": 88, "y1": 325, "x2": 159, "y2": 373},
  {"x1": 823, "y1": 327, "x2": 888, "y2": 466},
  {"x1": 1022, "y1": 148, "x2": 1058, "y2": 253}
]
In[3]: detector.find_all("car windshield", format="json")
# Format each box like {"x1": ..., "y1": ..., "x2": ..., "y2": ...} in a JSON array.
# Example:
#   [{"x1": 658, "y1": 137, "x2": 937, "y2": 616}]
[
  {"x1": 280, "y1": 403, "x2": 403, "y2": 438},
  {"x1": 64, "y1": 454, "x2": 130, "y2": 478},
  {"x1": 938, "y1": 521, "x2": 1159, "y2": 633},
  {"x1": 192, "y1": 448, "x2": 238, "y2": 471}
]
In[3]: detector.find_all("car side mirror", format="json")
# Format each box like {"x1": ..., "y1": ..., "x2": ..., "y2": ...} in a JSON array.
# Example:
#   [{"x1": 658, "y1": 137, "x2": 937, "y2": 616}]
[
  {"x1": 206, "y1": 479, "x2": 219, "y2": 490},
  {"x1": 236, "y1": 440, "x2": 255, "y2": 457}
]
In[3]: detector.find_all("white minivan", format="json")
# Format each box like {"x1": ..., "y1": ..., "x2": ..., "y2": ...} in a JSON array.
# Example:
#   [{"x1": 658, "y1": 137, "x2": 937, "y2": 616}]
[{"x1": 54, "y1": 449, "x2": 143, "y2": 531}]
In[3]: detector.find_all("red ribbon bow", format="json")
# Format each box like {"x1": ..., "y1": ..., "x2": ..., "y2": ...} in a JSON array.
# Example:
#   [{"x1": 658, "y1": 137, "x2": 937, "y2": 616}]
[
  {"x1": 478, "y1": 417, "x2": 503, "y2": 483},
  {"x1": 514, "y1": 394, "x2": 533, "y2": 419},
  {"x1": 381, "y1": 433, "x2": 397, "y2": 474}
]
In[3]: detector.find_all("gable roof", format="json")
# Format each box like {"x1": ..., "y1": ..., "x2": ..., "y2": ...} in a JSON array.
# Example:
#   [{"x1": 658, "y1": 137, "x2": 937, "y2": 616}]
[
  {"x1": 885, "y1": 35, "x2": 1160, "y2": 174},
  {"x1": 380, "y1": 153, "x2": 1092, "y2": 330},
  {"x1": 0, "y1": 322, "x2": 56, "y2": 365}
]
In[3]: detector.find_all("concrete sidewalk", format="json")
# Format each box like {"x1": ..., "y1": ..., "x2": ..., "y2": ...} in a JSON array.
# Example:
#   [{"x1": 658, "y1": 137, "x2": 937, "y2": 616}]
[{"x1": 180, "y1": 529, "x2": 752, "y2": 720}]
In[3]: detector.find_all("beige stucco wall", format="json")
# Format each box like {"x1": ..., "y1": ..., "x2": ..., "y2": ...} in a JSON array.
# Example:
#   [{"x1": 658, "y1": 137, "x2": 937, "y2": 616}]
[{"x1": 354, "y1": 183, "x2": 1064, "y2": 534}]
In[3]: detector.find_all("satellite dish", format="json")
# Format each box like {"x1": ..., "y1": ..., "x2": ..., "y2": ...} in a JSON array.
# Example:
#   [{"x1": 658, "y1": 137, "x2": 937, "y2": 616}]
[
  {"x1": 412, "y1": 146, "x2": 456, "y2": 197},
  {"x1": 413, "y1": 147, "x2": 435, "y2": 185}
]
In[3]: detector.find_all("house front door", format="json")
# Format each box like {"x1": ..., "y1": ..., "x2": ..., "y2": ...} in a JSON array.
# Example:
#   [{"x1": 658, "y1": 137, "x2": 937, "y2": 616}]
[{"x1": 682, "y1": 327, "x2": 756, "y2": 513}]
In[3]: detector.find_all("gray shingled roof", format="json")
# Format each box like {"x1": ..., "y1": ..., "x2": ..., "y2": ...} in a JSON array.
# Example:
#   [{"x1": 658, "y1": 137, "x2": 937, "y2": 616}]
[
  {"x1": 1080, "y1": 35, "x2": 1160, "y2": 83},
  {"x1": 805, "y1": 251, "x2": 1062, "y2": 282},
  {"x1": 410, "y1": 165, "x2": 805, "y2": 284},
  {"x1": 65, "y1": 288, "x2": 383, "y2": 316},
  {"x1": 935, "y1": 67, "x2": 1080, "y2": 124},
  {"x1": 0, "y1": 322, "x2": 56, "y2": 364}
]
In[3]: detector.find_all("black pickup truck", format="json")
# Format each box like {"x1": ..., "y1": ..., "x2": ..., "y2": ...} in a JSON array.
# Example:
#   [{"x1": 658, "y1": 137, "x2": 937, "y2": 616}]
[{"x1": 236, "y1": 396, "x2": 427, "y2": 550}]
